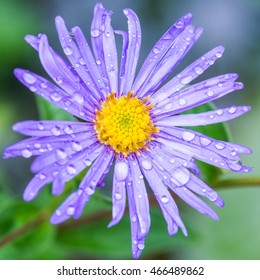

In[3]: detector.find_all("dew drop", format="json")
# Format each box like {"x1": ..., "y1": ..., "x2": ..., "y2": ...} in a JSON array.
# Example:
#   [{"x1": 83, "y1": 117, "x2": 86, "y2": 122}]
[
  {"x1": 71, "y1": 141, "x2": 82, "y2": 151},
  {"x1": 79, "y1": 57, "x2": 86, "y2": 65},
  {"x1": 96, "y1": 59, "x2": 102, "y2": 65},
  {"x1": 160, "y1": 195, "x2": 169, "y2": 204},
  {"x1": 139, "y1": 175, "x2": 143, "y2": 179},
  {"x1": 40, "y1": 83, "x2": 47, "y2": 89},
  {"x1": 216, "y1": 52, "x2": 222, "y2": 58},
  {"x1": 34, "y1": 143, "x2": 41, "y2": 149},
  {"x1": 64, "y1": 125, "x2": 73, "y2": 134},
  {"x1": 215, "y1": 142, "x2": 225, "y2": 150},
  {"x1": 84, "y1": 159, "x2": 92, "y2": 166},
  {"x1": 152, "y1": 47, "x2": 160, "y2": 54},
  {"x1": 170, "y1": 158, "x2": 175, "y2": 164},
  {"x1": 231, "y1": 151, "x2": 237, "y2": 157},
  {"x1": 21, "y1": 149, "x2": 32, "y2": 158},
  {"x1": 217, "y1": 82, "x2": 223, "y2": 88},
  {"x1": 194, "y1": 66, "x2": 204, "y2": 75},
  {"x1": 55, "y1": 210, "x2": 62, "y2": 216},
  {"x1": 216, "y1": 109, "x2": 223, "y2": 116},
  {"x1": 131, "y1": 215, "x2": 137, "y2": 223},
  {"x1": 50, "y1": 92, "x2": 62, "y2": 102},
  {"x1": 175, "y1": 20, "x2": 184, "y2": 28},
  {"x1": 243, "y1": 106, "x2": 249, "y2": 112},
  {"x1": 85, "y1": 187, "x2": 94, "y2": 195},
  {"x1": 114, "y1": 193, "x2": 122, "y2": 201},
  {"x1": 91, "y1": 29, "x2": 101, "y2": 37},
  {"x1": 38, "y1": 173, "x2": 46, "y2": 180},
  {"x1": 181, "y1": 76, "x2": 192, "y2": 85},
  {"x1": 66, "y1": 164, "x2": 77, "y2": 175},
  {"x1": 63, "y1": 46, "x2": 73, "y2": 56},
  {"x1": 200, "y1": 137, "x2": 212, "y2": 146},
  {"x1": 164, "y1": 103, "x2": 172, "y2": 110},
  {"x1": 23, "y1": 73, "x2": 36, "y2": 84},
  {"x1": 228, "y1": 106, "x2": 237, "y2": 114},
  {"x1": 179, "y1": 98, "x2": 187, "y2": 106},
  {"x1": 66, "y1": 206, "x2": 75, "y2": 216},
  {"x1": 182, "y1": 131, "x2": 195, "y2": 141},
  {"x1": 141, "y1": 160, "x2": 152, "y2": 170},
  {"x1": 205, "y1": 190, "x2": 218, "y2": 202},
  {"x1": 51, "y1": 126, "x2": 61, "y2": 136},
  {"x1": 56, "y1": 149, "x2": 67, "y2": 160},
  {"x1": 29, "y1": 86, "x2": 37, "y2": 92},
  {"x1": 138, "y1": 243, "x2": 145, "y2": 250},
  {"x1": 206, "y1": 88, "x2": 214, "y2": 97}
]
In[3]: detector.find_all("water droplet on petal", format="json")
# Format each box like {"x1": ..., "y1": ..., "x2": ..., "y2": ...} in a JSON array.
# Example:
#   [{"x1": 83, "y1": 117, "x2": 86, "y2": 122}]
[
  {"x1": 56, "y1": 149, "x2": 67, "y2": 160},
  {"x1": 205, "y1": 190, "x2": 218, "y2": 202},
  {"x1": 64, "y1": 125, "x2": 73, "y2": 134},
  {"x1": 115, "y1": 161, "x2": 128, "y2": 181},
  {"x1": 71, "y1": 141, "x2": 82, "y2": 151},
  {"x1": 182, "y1": 131, "x2": 195, "y2": 141},
  {"x1": 200, "y1": 137, "x2": 212, "y2": 146},
  {"x1": 114, "y1": 193, "x2": 122, "y2": 200},
  {"x1": 175, "y1": 20, "x2": 184, "y2": 28},
  {"x1": 160, "y1": 195, "x2": 169, "y2": 203},
  {"x1": 206, "y1": 88, "x2": 214, "y2": 97},
  {"x1": 179, "y1": 98, "x2": 187, "y2": 106},
  {"x1": 38, "y1": 173, "x2": 46, "y2": 180},
  {"x1": 181, "y1": 76, "x2": 192, "y2": 85},
  {"x1": 34, "y1": 143, "x2": 41, "y2": 149},
  {"x1": 243, "y1": 106, "x2": 249, "y2": 112},
  {"x1": 96, "y1": 59, "x2": 102, "y2": 65},
  {"x1": 216, "y1": 52, "x2": 222, "y2": 58},
  {"x1": 85, "y1": 187, "x2": 94, "y2": 195},
  {"x1": 141, "y1": 160, "x2": 152, "y2": 170},
  {"x1": 91, "y1": 29, "x2": 101, "y2": 37},
  {"x1": 63, "y1": 46, "x2": 73, "y2": 56},
  {"x1": 50, "y1": 92, "x2": 62, "y2": 102},
  {"x1": 21, "y1": 149, "x2": 32, "y2": 158},
  {"x1": 29, "y1": 86, "x2": 37, "y2": 92},
  {"x1": 194, "y1": 66, "x2": 204, "y2": 75},
  {"x1": 66, "y1": 206, "x2": 75, "y2": 216},
  {"x1": 228, "y1": 106, "x2": 237, "y2": 114},
  {"x1": 79, "y1": 57, "x2": 86, "y2": 65},
  {"x1": 215, "y1": 142, "x2": 225, "y2": 150},
  {"x1": 164, "y1": 103, "x2": 172, "y2": 110},
  {"x1": 152, "y1": 47, "x2": 160, "y2": 54},
  {"x1": 131, "y1": 215, "x2": 137, "y2": 223},
  {"x1": 51, "y1": 126, "x2": 61, "y2": 136},
  {"x1": 66, "y1": 164, "x2": 77, "y2": 175},
  {"x1": 84, "y1": 159, "x2": 92, "y2": 166},
  {"x1": 216, "y1": 109, "x2": 223, "y2": 116},
  {"x1": 23, "y1": 73, "x2": 36, "y2": 84},
  {"x1": 55, "y1": 210, "x2": 62, "y2": 216}
]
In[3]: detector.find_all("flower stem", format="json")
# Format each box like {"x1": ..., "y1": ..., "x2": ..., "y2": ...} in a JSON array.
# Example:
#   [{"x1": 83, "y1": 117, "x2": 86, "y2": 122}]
[{"x1": 213, "y1": 177, "x2": 260, "y2": 189}]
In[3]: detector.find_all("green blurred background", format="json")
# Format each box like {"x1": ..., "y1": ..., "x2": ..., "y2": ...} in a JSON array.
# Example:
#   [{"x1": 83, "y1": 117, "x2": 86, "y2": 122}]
[{"x1": 0, "y1": 0, "x2": 260, "y2": 259}]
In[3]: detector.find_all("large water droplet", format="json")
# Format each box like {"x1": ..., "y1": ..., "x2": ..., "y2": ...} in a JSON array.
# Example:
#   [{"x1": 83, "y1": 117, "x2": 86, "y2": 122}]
[
  {"x1": 179, "y1": 98, "x2": 187, "y2": 106},
  {"x1": 115, "y1": 161, "x2": 128, "y2": 181},
  {"x1": 215, "y1": 142, "x2": 225, "y2": 150},
  {"x1": 63, "y1": 46, "x2": 73, "y2": 56},
  {"x1": 23, "y1": 73, "x2": 36, "y2": 84},
  {"x1": 50, "y1": 92, "x2": 62, "y2": 102},
  {"x1": 206, "y1": 88, "x2": 214, "y2": 97},
  {"x1": 64, "y1": 125, "x2": 73, "y2": 134},
  {"x1": 71, "y1": 141, "x2": 82, "y2": 151},
  {"x1": 160, "y1": 195, "x2": 169, "y2": 204},
  {"x1": 114, "y1": 193, "x2": 122, "y2": 201},
  {"x1": 21, "y1": 149, "x2": 32, "y2": 158},
  {"x1": 51, "y1": 126, "x2": 61, "y2": 136},
  {"x1": 91, "y1": 29, "x2": 101, "y2": 37},
  {"x1": 85, "y1": 187, "x2": 94, "y2": 195},
  {"x1": 141, "y1": 160, "x2": 152, "y2": 170},
  {"x1": 200, "y1": 137, "x2": 212, "y2": 146},
  {"x1": 66, "y1": 206, "x2": 75, "y2": 216},
  {"x1": 194, "y1": 66, "x2": 204, "y2": 75},
  {"x1": 182, "y1": 131, "x2": 195, "y2": 141},
  {"x1": 66, "y1": 164, "x2": 77, "y2": 175},
  {"x1": 228, "y1": 106, "x2": 237, "y2": 114},
  {"x1": 56, "y1": 149, "x2": 67, "y2": 160},
  {"x1": 137, "y1": 243, "x2": 145, "y2": 250}
]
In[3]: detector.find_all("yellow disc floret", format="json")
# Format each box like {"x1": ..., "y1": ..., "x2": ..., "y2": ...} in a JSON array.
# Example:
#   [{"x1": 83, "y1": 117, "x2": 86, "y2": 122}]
[{"x1": 94, "y1": 91, "x2": 159, "y2": 156}]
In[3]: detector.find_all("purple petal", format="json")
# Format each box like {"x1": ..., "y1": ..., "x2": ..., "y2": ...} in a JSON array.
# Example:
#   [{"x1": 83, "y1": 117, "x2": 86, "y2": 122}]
[
  {"x1": 133, "y1": 13, "x2": 193, "y2": 94},
  {"x1": 102, "y1": 12, "x2": 118, "y2": 93},
  {"x1": 12, "y1": 120, "x2": 92, "y2": 137},
  {"x1": 119, "y1": 9, "x2": 141, "y2": 94},
  {"x1": 153, "y1": 74, "x2": 243, "y2": 118},
  {"x1": 151, "y1": 46, "x2": 225, "y2": 104},
  {"x1": 90, "y1": 3, "x2": 110, "y2": 91},
  {"x1": 108, "y1": 158, "x2": 127, "y2": 228},
  {"x1": 71, "y1": 26, "x2": 108, "y2": 97},
  {"x1": 55, "y1": 16, "x2": 104, "y2": 100},
  {"x1": 157, "y1": 105, "x2": 251, "y2": 127},
  {"x1": 137, "y1": 153, "x2": 187, "y2": 236},
  {"x1": 137, "y1": 25, "x2": 202, "y2": 97},
  {"x1": 14, "y1": 68, "x2": 94, "y2": 121},
  {"x1": 128, "y1": 155, "x2": 150, "y2": 238}
]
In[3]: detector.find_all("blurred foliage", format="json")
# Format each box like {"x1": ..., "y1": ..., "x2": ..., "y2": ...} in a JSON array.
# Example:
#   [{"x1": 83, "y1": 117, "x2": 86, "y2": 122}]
[{"x1": 0, "y1": 0, "x2": 260, "y2": 261}]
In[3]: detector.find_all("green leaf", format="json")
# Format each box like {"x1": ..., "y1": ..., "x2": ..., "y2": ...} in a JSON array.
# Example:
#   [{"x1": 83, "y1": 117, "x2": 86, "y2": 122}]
[
  {"x1": 183, "y1": 102, "x2": 232, "y2": 184},
  {"x1": 36, "y1": 96, "x2": 75, "y2": 121}
]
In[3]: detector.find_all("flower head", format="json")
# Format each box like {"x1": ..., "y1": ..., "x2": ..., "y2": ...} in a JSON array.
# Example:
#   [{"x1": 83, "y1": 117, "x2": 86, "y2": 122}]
[{"x1": 3, "y1": 3, "x2": 252, "y2": 258}]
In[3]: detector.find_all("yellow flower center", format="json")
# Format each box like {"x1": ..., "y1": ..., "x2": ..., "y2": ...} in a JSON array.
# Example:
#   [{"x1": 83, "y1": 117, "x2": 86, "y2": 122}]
[{"x1": 94, "y1": 91, "x2": 159, "y2": 156}]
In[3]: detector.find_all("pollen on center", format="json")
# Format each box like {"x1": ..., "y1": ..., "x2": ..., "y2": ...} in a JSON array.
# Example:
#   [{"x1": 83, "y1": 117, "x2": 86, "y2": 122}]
[{"x1": 94, "y1": 91, "x2": 159, "y2": 156}]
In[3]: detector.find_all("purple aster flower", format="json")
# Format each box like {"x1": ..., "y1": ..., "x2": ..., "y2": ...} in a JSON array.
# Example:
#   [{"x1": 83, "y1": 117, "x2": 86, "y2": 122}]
[{"x1": 3, "y1": 3, "x2": 252, "y2": 258}]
